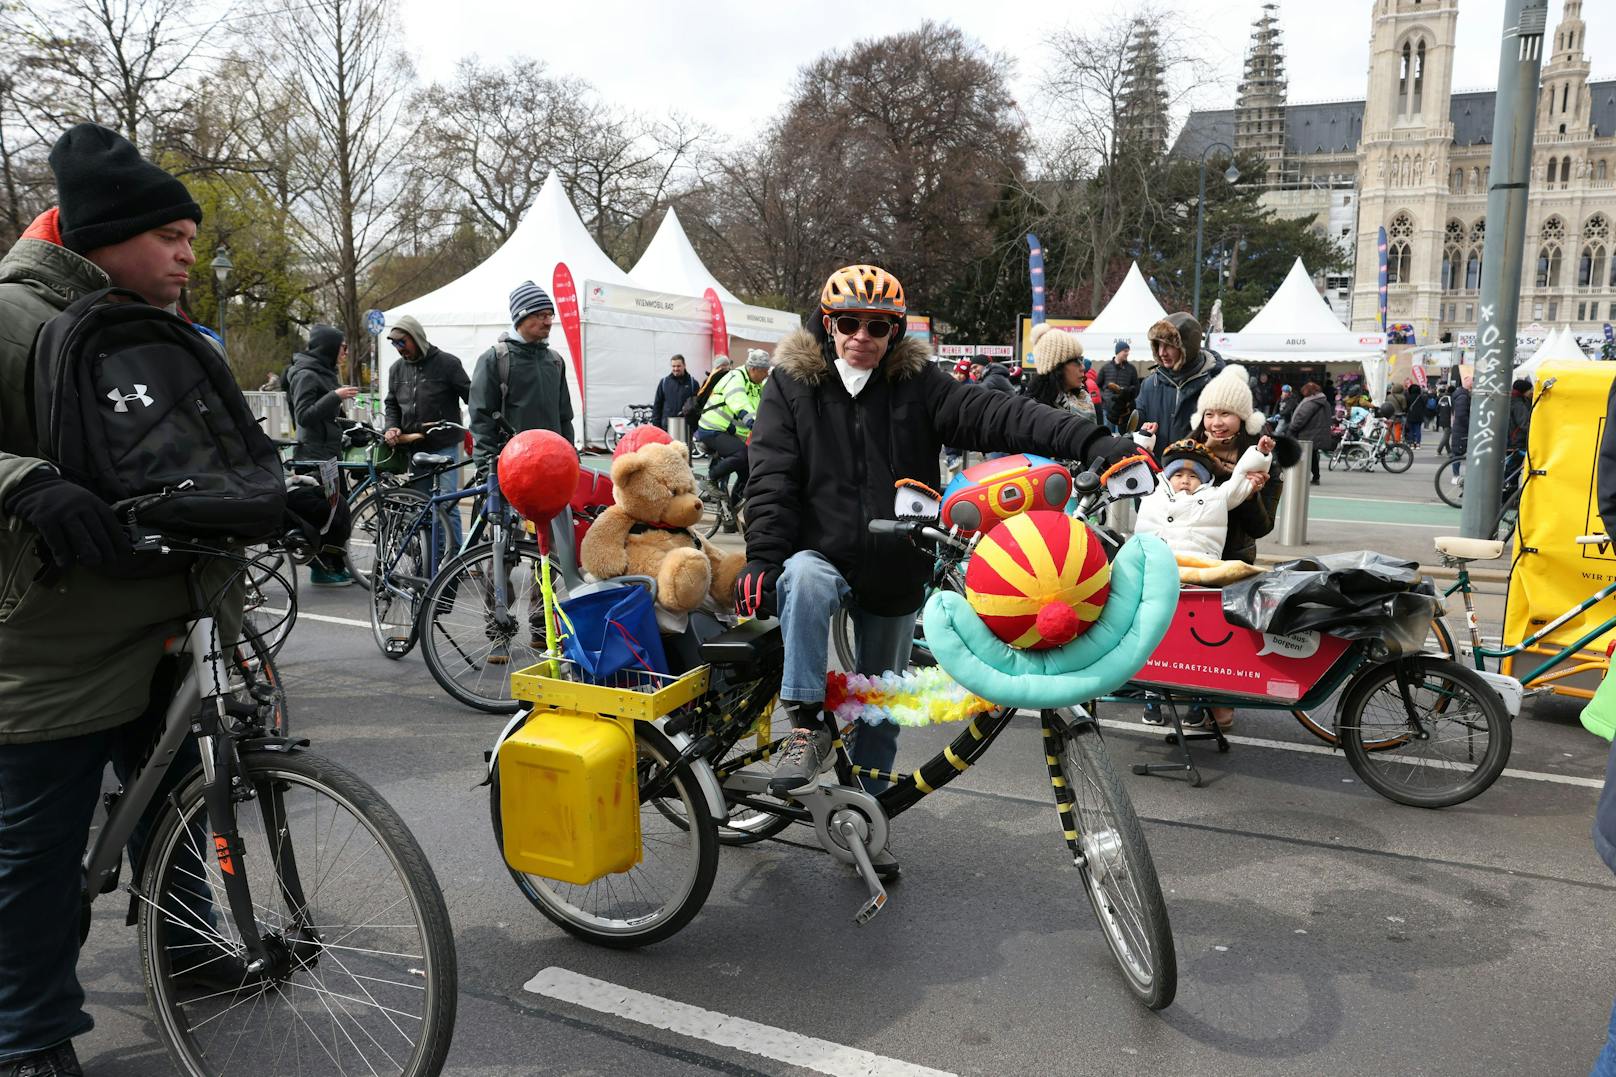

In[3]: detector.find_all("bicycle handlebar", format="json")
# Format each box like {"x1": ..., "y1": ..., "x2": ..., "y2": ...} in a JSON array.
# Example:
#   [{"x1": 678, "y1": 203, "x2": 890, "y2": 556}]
[{"x1": 1577, "y1": 534, "x2": 1610, "y2": 545}]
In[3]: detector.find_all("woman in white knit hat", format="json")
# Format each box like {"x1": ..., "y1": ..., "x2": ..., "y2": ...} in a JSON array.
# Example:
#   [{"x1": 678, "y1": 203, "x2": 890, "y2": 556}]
[
  {"x1": 1185, "y1": 363, "x2": 1302, "y2": 564},
  {"x1": 1026, "y1": 322, "x2": 1096, "y2": 421}
]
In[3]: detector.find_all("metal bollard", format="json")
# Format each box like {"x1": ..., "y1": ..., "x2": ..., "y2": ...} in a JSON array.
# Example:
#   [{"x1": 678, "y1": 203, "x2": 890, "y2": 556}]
[
  {"x1": 1275, "y1": 439, "x2": 1311, "y2": 547},
  {"x1": 666, "y1": 416, "x2": 688, "y2": 445}
]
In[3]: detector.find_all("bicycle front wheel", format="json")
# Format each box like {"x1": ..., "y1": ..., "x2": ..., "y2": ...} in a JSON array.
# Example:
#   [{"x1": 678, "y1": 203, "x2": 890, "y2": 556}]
[
  {"x1": 345, "y1": 480, "x2": 403, "y2": 592},
  {"x1": 137, "y1": 749, "x2": 457, "y2": 1077},
  {"x1": 369, "y1": 489, "x2": 452, "y2": 660},
  {"x1": 491, "y1": 721, "x2": 718, "y2": 947},
  {"x1": 1050, "y1": 713, "x2": 1176, "y2": 1009},
  {"x1": 1436, "y1": 456, "x2": 1465, "y2": 508},
  {"x1": 1337, "y1": 655, "x2": 1511, "y2": 808},
  {"x1": 1380, "y1": 443, "x2": 1413, "y2": 473},
  {"x1": 419, "y1": 538, "x2": 559, "y2": 712}
]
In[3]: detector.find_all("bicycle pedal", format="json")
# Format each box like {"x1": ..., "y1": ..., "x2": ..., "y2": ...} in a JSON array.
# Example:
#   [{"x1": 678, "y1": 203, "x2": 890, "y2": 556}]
[
  {"x1": 384, "y1": 637, "x2": 410, "y2": 656},
  {"x1": 833, "y1": 814, "x2": 889, "y2": 925}
]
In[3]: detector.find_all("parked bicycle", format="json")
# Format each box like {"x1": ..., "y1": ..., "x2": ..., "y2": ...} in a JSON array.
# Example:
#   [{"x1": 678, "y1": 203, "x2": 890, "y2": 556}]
[
  {"x1": 604, "y1": 403, "x2": 656, "y2": 453},
  {"x1": 1329, "y1": 416, "x2": 1412, "y2": 473},
  {"x1": 93, "y1": 500, "x2": 456, "y2": 1076}
]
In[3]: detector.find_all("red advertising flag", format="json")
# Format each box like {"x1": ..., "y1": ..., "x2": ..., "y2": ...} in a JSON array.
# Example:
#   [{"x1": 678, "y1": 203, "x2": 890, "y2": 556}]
[
  {"x1": 704, "y1": 288, "x2": 730, "y2": 365},
  {"x1": 1410, "y1": 364, "x2": 1428, "y2": 389},
  {"x1": 551, "y1": 263, "x2": 585, "y2": 414}
]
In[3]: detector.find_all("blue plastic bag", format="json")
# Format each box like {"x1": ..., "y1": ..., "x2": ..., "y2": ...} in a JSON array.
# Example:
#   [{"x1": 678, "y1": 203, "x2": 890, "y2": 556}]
[{"x1": 559, "y1": 584, "x2": 668, "y2": 682}]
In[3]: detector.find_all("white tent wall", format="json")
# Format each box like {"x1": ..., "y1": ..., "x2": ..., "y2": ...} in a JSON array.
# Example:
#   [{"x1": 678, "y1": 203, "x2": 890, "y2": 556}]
[{"x1": 581, "y1": 313, "x2": 710, "y2": 444}]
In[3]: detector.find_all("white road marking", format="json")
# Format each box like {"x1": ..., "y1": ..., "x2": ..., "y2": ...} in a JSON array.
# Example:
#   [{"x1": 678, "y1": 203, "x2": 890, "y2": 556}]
[
  {"x1": 298, "y1": 611, "x2": 373, "y2": 629},
  {"x1": 524, "y1": 966, "x2": 957, "y2": 1077},
  {"x1": 1095, "y1": 718, "x2": 1605, "y2": 790},
  {"x1": 1309, "y1": 517, "x2": 1453, "y2": 530}
]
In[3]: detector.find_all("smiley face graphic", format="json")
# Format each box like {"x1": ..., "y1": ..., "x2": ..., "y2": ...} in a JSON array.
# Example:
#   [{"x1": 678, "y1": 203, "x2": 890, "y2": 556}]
[{"x1": 1186, "y1": 609, "x2": 1234, "y2": 648}]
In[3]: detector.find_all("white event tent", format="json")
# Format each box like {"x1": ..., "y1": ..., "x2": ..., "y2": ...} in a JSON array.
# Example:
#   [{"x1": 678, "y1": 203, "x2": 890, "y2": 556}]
[
  {"x1": 629, "y1": 209, "x2": 801, "y2": 355},
  {"x1": 1079, "y1": 262, "x2": 1167, "y2": 359},
  {"x1": 1514, "y1": 324, "x2": 1591, "y2": 382},
  {"x1": 389, "y1": 172, "x2": 718, "y2": 446},
  {"x1": 1208, "y1": 257, "x2": 1388, "y2": 394}
]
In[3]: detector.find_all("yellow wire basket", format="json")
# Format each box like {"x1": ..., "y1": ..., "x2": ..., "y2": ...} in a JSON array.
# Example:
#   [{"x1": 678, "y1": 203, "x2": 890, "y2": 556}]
[{"x1": 510, "y1": 658, "x2": 711, "y2": 721}]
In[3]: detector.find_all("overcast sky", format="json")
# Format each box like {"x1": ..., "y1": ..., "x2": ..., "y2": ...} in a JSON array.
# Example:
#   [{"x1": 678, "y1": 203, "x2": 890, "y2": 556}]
[{"x1": 400, "y1": 0, "x2": 1616, "y2": 146}]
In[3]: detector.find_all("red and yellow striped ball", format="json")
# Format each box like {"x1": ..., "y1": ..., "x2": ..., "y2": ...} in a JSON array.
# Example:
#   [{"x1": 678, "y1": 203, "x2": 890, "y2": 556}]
[{"x1": 964, "y1": 511, "x2": 1111, "y2": 650}]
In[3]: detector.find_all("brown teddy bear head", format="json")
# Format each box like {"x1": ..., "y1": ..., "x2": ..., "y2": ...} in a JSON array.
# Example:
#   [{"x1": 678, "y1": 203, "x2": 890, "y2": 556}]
[{"x1": 609, "y1": 441, "x2": 704, "y2": 528}]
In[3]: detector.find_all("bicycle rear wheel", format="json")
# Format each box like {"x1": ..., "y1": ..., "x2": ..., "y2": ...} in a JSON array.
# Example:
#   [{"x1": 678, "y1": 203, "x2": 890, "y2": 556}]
[
  {"x1": 1049, "y1": 713, "x2": 1176, "y2": 1009},
  {"x1": 1337, "y1": 655, "x2": 1511, "y2": 808},
  {"x1": 345, "y1": 481, "x2": 402, "y2": 592},
  {"x1": 369, "y1": 489, "x2": 451, "y2": 660},
  {"x1": 419, "y1": 538, "x2": 559, "y2": 712},
  {"x1": 491, "y1": 722, "x2": 718, "y2": 947},
  {"x1": 137, "y1": 749, "x2": 457, "y2": 1077}
]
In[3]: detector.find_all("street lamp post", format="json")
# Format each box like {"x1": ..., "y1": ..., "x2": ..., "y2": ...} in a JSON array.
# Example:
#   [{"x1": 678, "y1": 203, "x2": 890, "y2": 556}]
[
  {"x1": 212, "y1": 245, "x2": 233, "y2": 369},
  {"x1": 1192, "y1": 142, "x2": 1240, "y2": 324}
]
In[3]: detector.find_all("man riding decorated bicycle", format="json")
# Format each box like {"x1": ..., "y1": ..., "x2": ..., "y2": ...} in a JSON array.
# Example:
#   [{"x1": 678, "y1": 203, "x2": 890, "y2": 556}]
[{"x1": 736, "y1": 264, "x2": 1140, "y2": 876}]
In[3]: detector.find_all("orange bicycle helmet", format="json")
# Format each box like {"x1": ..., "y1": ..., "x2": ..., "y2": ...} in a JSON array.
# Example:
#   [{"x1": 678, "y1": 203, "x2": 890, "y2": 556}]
[{"x1": 820, "y1": 264, "x2": 906, "y2": 317}]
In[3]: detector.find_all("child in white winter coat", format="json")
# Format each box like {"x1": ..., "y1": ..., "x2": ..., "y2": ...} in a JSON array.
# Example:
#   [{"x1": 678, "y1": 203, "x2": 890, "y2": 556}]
[{"x1": 1135, "y1": 436, "x2": 1275, "y2": 564}]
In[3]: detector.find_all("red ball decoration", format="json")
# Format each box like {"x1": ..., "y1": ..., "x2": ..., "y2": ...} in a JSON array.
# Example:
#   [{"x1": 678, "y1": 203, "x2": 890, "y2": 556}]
[
  {"x1": 964, "y1": 510, "x2": 1111, "y2": 650},
  {"x1": 615, "y1": 424, "x2": 672, "y2": 458},
  {"x1": 499, "y1": 430, "x2": 580, "y2": 521}
]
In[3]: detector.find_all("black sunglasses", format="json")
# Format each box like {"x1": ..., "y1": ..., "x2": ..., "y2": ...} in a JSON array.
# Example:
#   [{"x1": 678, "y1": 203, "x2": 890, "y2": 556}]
[
  {"x1": 389, "y1": 337, "x2": 409, "y2": 349},
  {"x1": 832, "y1": 315, "x2": 897, "y2": 339}
]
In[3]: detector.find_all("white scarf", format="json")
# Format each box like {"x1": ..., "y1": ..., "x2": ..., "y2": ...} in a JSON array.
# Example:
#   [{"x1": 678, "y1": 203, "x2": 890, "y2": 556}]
[{"x1": 835, "y1": 358, "x2": 874, "y2": 399}]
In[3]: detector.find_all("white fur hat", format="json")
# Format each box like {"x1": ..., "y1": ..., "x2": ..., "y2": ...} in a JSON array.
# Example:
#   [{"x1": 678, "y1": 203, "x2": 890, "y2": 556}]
[{"x1": 1197, "y1": 364, "x2": 1266, "y2": 435}]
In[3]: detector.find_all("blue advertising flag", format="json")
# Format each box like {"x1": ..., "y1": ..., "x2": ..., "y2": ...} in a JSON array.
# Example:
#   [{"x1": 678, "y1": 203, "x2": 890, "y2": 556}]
[
  {"x1": 1026, "y1": 233, "x2": 1046, "y2": 326},
  {"x1": 1376, "y1": 226, "x2": 1389, "y2": 333}
]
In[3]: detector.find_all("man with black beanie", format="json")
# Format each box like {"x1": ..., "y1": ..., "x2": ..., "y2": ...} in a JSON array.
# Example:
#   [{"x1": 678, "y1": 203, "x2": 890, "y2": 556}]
[{"x1": 0, "y1": 124, "x2": 242, "y2": 1077}]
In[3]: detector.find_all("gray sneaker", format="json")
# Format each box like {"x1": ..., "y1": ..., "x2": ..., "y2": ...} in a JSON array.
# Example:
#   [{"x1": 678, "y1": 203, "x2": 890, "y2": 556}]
[{"x1": 768, "y1": 726, "x2": 834, "y2": 796}]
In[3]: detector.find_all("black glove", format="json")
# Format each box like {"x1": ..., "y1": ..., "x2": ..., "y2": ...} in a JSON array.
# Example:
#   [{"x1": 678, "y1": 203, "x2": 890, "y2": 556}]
[
  {"x1": 735, "y1": 561, "x2": 780, "y2": 618},
  {"x1": 4, "y1": 470, "x2": 131, "y2": 568}
]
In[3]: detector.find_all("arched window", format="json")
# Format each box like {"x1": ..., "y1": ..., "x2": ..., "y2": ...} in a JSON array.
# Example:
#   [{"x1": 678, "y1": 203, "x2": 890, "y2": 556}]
[
  {"x1": 1582, "y1": 216, "x2": 1610, "y2": 291},
  {"x1": 1452, "y1": 168, "x2": 1464, "y2": 194},
  {"x1": 1562, "y1": 83, "x2": 1570, "y2": 114},
  {"x1": 1387, "y1": 212, "x2": 1414, "y2": 283},
  {"x1": 1399, "y1": 42, "x2": 1411, "y2": 111},
  {"x1": 1562, "y1": 155, "x2": 1572, "y2": 188},
  {"x1": 1442, "y1": 220, "x2": 1464, "y2": 292},
  {"x1": 1473, "y1": 166, "x2": 1483, "y2": 191},
  {"x1": 1413, "y1": 40, "x2": 1426, "y2": 113},
  {"x1": 1538, "y1": 216, "x2": 1566, "y2": 288},
  {"x1": 1466, "y1": 250, "x2": 1483, "y2": 290},
  {"x1": 1600, "y1": 160, "x2": 1609, "y2": 182},
  {"x1": 1548, "y1": 158, "x2": 1559, "y2": 184}
]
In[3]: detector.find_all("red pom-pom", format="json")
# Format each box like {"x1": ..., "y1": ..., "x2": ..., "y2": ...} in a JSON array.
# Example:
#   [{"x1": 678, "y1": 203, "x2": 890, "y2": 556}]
[
  {"x1": 615, "y1": 425, "x2": 673, "y2": 458},
  {"x1": 1035, "y1": 601, "x2": 1081, "y2": 647},
  {"x1": 498, "y1": 430, "x2": 580, "y2": 521}
]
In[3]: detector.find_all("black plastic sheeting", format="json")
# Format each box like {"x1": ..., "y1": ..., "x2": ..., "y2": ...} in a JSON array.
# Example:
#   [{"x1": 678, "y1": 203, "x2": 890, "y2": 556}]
[{"x1": 1221, "y1": 551, "x2": 1441, "y2": 656}]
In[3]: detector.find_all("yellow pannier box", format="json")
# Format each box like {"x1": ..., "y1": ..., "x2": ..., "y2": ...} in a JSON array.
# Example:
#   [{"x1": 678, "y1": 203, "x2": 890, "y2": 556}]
[{"x1": 499, "y1": 712, "x2": 642, "y2": 885}]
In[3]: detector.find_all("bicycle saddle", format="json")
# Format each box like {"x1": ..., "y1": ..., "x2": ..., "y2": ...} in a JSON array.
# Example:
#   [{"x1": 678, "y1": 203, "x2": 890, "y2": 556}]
[
  {"x1": 925, "y1": 534, "x2": 1179, "y2": 709},
  {"x1": 411, "y1": 451, "x2": 453, "y2": 470}
]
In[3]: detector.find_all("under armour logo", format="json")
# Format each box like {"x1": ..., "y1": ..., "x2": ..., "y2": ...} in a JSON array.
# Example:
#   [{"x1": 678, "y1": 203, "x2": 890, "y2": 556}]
[{"x1": 106, "y1": 385, "x2": 154, "y2": 412}]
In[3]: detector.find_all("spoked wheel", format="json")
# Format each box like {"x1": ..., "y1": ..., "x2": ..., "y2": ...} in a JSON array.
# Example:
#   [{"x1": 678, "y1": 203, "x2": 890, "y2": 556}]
[
  {"x1": 346, "y1": 483, "x2": 402, "y2": 592},
  {"x1": 1380, "y1": 443, "x2": 1413, "y2": 473},
  {"x1": 491, "y1": 723, "x2": 718, "y2": 947},
  {"x1": 418, "y1": 539, "x2": 559, "y2": 713},
  {"x1": 1344, "y1": 445, "x2": 1373, "y2": 471},
  {"x1": 137, "y1": 750, "x2": 457, "y2": 1077},
  {"x1": 369, "y1": 489, "x2": 450, "y2": 660},
  {"x1": 1436, "y1": 456, "x2": 1465, "y2": 508},
  {"x1": 833, "y1": 571, "x2": 960, "y2": 671},
  {"x1": 1336, "y1": 655, "x2": 1511, "y2": 808},
  {"x1": 1048, "y1": 712, "x2": 1176, "y2": 1009},
  {"x1": 240, "y1": 548, "x2": 296, "y2": 659},
  {"x1": 709, "y1": 694, "x2": 796, "y2": 845}
]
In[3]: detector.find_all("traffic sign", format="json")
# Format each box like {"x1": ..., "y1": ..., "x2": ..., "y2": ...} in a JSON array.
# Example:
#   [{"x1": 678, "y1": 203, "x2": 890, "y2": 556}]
[{"x1": 365, "y1": 309, "x2": 386, "y2": 336}]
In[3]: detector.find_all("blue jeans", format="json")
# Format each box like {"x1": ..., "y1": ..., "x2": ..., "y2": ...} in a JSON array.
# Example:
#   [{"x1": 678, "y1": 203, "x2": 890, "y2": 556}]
[
  {"x1": 1594, "y1": 992, "x2": 1616, "y2": 1077},
  {"x1": 409, "y1": 445, "x2": 464, "y2": 551},
  {"x1": 778, "y1": 550, "x2": 916, "y2": 783},
  {"x1": 0, "y1": 684, "x2": 209, "y2": 1060}
]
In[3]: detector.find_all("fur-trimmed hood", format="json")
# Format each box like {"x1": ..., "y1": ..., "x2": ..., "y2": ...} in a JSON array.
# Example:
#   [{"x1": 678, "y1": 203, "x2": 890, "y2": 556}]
[{"x1": 770, "y1": 327, "x2": 930, "y2": 387}]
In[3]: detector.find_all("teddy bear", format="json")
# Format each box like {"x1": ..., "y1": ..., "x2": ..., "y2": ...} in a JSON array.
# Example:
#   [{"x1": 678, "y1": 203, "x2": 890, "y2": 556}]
[{"x1": 579, "y1": 432, "x2": 744, "y2": 614}]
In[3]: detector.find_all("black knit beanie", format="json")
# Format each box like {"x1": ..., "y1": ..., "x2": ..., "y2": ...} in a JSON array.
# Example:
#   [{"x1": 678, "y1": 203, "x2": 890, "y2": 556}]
[{"x1": 49, "y1": 123, "x2": 203, "y2": 254}]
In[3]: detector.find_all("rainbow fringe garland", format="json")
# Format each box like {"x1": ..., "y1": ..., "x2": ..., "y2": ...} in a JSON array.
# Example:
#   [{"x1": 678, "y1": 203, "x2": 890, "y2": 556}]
[{"x1": 825, "y1": 668, "x2": 995, "y2": 727}]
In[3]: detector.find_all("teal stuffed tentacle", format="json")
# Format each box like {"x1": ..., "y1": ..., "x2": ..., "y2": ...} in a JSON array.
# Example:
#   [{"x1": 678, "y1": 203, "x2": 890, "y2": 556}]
[{"x1": 926, "y1": 534, "x2": 1180, "y2": 709}]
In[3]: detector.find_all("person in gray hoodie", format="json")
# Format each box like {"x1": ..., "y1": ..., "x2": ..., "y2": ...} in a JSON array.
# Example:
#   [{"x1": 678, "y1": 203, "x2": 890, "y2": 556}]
[{"x1": 468, "y1": 281, "x2": 574, "y2": 469}]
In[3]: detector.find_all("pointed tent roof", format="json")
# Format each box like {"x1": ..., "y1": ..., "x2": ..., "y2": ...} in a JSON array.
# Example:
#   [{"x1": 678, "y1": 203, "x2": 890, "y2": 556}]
[
  {"x1": 629, "y1": 208, "x2": 799, "y2": 341},
  {"x1": 630, "y1": 209, "x2": 740, "y2": 304},
  {"x1": 1080, "y1": 263, "x2": 1168, "y2": 350},
  {"x1": 392, "y1": 170, "x2": 630, "y2": 328},
  {"x1": 1515, "y1": 324, "x2": 1591, "y2": 380},
  {"x1": 1208, "y1": 257, "x2": 1386, "y2": 363}
]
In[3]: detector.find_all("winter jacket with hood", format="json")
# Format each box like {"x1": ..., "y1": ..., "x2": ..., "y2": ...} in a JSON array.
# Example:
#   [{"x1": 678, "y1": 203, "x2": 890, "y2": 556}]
[
  {"x1": 1187, "y1": 426, "x2": 1301, "y2": 563},
  {"x1": 974, "y1": 362, "x2": 1013, "y2": 394},
  {"x1": 1137, "y1": 314, "x2": 1224, "y2": 450},
  {"x1": 383, "y1": 315, "x2": 469, "y2": 453},
  {"x1": 288, "y1": 325, "x2": 347, "y2": 459},
  {"x1": 0, "y1": 209, "x2": 239, "y2": 743},
  {"x1": 1287, "y1": 392, "x2": 1333, "y2": 448},
  {"x1": 652, "y1": 370, "x2": 697, "y2": 429},
  {"x1": 468, "y1": 331, "x2": 575, "y2": 466},
  {"x1": 745, "y1": 328, "x2": 1117, "y2": 616},
  {"x1": 1099, "y1": 356, "x2": 1141, "y2": 412},
  {"x1": 1136, "y1": 445, "x2": 1270, "y2": 561},
  {"x1": 1451, "y1": 385, "x2": 1472, "y2": 456}
]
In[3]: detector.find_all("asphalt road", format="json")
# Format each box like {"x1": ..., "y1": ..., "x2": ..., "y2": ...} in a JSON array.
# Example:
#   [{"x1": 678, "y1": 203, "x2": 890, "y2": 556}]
[{"x1": 72, "y1": 452, "x2": 1616, "y2": 1077}]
